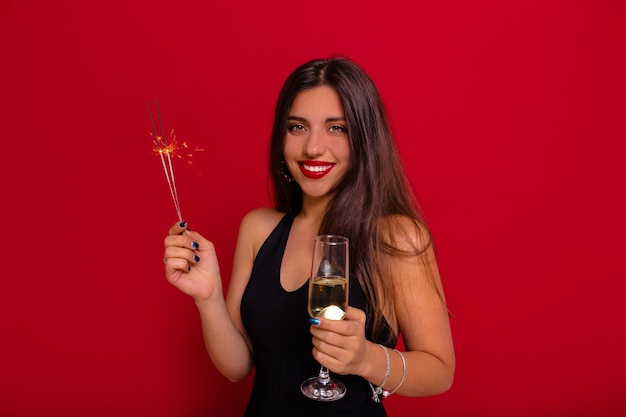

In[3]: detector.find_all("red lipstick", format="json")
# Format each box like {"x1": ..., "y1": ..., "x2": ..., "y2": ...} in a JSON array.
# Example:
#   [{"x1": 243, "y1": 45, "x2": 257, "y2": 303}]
[{"x1": 298, "y1": 160, "x2": 335, "y2": 179}]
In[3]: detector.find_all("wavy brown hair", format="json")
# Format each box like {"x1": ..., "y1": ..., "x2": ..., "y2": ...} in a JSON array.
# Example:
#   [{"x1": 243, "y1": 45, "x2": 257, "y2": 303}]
[{"x1": 269, "y1": 57, "x2": 433, "y2": 343}]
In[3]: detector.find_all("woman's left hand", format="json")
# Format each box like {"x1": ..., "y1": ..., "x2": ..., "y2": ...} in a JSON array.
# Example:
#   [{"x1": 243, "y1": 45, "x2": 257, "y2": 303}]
[{"x1": 309, "y1": 306, "x2": 372, "y2": 376}]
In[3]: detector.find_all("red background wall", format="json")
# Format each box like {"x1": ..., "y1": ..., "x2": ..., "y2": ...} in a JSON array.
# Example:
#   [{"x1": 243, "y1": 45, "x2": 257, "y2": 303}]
[{"x1": 1, "y1": 1, "x2": 624, "y2": 416}]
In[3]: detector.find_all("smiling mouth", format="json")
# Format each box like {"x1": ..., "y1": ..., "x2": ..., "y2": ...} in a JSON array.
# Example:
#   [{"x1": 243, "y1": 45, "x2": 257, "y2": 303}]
[{"x1": 298, "y1": 162, "x2": 334, "y2": 179}]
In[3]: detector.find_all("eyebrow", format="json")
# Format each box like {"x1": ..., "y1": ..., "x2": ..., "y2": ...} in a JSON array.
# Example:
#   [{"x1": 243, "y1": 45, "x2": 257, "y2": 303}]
[{"x1": 287, "y1": 115, "x2": 347, "y2": 123}]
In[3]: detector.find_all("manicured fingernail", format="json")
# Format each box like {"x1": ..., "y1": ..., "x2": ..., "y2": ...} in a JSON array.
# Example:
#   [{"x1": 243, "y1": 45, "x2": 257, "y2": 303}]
[
  {"x1": 309, "y1": 318, "x2": 320, "y2": 325},
  {"x1": 179, "y1": 221, "x2": 187, "y2": 228},
  {"x1": 194, "y1": 255, "x2": 200, "y2": 262},
  {"x1": 192, "y1": 241, "x2": 199, "y2": 249}
]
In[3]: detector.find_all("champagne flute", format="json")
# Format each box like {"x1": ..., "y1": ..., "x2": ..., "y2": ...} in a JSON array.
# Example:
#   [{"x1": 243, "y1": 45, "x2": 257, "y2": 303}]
[{"x1": 301, "y1": 235, "x2": 349, "y2": 401}]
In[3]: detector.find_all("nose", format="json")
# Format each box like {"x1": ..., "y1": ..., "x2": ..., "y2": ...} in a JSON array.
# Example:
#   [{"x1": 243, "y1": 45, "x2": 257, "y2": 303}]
[{"x1": 303, "y1": 128, "x2": 324, "y2": 157}]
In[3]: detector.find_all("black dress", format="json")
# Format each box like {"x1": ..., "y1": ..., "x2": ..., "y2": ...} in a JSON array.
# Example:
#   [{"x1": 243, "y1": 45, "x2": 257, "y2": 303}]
[{"x1": 241, "y1": 212, "x2": 397, "y2": 417}]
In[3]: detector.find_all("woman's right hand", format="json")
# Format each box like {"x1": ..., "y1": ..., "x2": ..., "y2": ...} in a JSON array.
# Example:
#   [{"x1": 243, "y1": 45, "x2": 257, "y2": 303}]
[{"x1": 163, "y1": 222, "x2": 222, "y2": 303}]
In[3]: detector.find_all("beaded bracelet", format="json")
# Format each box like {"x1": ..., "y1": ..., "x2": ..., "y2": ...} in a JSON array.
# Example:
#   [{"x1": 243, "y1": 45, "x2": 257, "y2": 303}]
[
  {"x1": 368, "y1": 344, "x2": 390, "y2": 403},
  {"x1": 383, "y1": 349, "x2": 407, "y2": 397}
]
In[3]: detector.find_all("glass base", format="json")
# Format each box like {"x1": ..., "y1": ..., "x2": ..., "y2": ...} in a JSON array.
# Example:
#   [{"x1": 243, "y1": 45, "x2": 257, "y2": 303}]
[{"x1": 300, "y1": 376, "x2": 347, "y2": 401}]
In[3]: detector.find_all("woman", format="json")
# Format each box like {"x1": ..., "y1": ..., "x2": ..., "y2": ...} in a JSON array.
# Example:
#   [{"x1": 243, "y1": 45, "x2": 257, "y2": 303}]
[{"x1": 163, "y1": 57, "x2": 455, "y2": 416}]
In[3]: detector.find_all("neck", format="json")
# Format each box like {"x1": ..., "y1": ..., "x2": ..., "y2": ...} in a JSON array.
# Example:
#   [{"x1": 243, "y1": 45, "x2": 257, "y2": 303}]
[{"x1": 299, "y1": 194, "x2": 332, "y2": 228}]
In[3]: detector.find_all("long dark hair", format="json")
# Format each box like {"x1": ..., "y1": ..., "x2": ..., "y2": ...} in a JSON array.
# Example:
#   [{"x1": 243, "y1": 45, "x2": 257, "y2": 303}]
[{"x1": 269, "y1": 57, "x2": 432, "y2": 343}]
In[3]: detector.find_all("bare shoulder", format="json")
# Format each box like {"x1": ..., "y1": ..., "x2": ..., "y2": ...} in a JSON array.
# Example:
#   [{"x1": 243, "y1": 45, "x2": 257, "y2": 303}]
[
  {"x1": 237, "y1": 207, "x2": 286, "y2": 256},
  {"x1": 239, "y1": 207, "x2": 285, "y2": 236},
  {"x1": 380, "y1": 214, "x2": 432, "y2": 254},
  {"x1": 241, "y1": 207, "x2": 285, "y2": 227},
  {"x1": 379, "y1": 214, "x2": 443, "y2": 299},
  {"x1": 228, "y1": 207, "x2": 286, "y2": 299}
]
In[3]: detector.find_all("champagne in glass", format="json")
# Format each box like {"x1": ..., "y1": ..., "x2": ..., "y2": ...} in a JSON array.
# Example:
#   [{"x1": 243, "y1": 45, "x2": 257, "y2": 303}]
[
  {"x1": 301, "y1": 235, "x2": 349, "y2": 401},
  {"x1": 309, "y1": 276, "x2": 347, "y2": 320}
]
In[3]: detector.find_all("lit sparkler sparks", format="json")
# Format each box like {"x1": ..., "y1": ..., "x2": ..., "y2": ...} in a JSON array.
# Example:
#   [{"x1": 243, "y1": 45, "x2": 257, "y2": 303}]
[{"x1": 145, "y1": 97, "x2": 187, "y2": 222}]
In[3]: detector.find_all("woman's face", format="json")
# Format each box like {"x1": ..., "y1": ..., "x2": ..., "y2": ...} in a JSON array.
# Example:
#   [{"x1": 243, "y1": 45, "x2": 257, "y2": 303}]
[{"x1": 283, "y1": 85, "x2": 352, "y2": 202}]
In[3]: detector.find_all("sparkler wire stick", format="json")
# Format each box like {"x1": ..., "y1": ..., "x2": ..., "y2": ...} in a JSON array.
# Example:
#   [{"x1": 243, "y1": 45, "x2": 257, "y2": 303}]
[
  {"x1": 153, "y1": 98, "x2": 167, "y2": 145},
  {"x1": 159, "y1": 152, "x2": 183, "y2": 221},
  {"x1": 154, "y1": 97, "x2": 183, "y2": 221},
  {"x1": 146, "y1": 98, "x2": 183, "y2": 221}
]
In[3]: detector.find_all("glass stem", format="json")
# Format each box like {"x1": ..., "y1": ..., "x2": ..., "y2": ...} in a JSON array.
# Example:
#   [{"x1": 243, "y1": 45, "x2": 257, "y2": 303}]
[{"x1": 318, "y1": 365, "x2": 331, "y2": 385}]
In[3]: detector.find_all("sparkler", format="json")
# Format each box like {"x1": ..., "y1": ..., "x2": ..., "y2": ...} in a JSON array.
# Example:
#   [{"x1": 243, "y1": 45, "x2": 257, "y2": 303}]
[{"x1": 146, "y1": 97, "x2": 185, "y2": 222}]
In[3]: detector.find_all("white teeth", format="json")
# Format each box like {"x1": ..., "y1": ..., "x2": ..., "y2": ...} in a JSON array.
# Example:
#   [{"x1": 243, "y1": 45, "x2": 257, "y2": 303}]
[{"x1": 303, "y1": 164, "x2": 331, "y2": 173}]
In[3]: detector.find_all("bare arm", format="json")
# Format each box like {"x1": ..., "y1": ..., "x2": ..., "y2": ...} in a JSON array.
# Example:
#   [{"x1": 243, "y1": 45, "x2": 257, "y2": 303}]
[
  {"x1": 164, "y1": 209, "x2": 282, "y2": 382},
  {"x1": 378, "y1": 242, "x2": 455, "y2": 396},
  {"x1": 309, "y1": 220, "x2": 455, "y2": 396}
]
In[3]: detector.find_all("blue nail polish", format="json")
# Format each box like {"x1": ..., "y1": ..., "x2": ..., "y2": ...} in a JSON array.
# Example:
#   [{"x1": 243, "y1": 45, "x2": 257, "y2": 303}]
[
  {"x1": 309, "y1": 317, "x2": 320, "y2": 325},
  {"x1": 179, "y1": 221, "x2": 187, "y2": 228},
  {"x1": 194, "y1": 255, "x2": 200, "y2": 262},
  {"x1": 192, "y1": 241, "x2": 199, "y2": 249}
]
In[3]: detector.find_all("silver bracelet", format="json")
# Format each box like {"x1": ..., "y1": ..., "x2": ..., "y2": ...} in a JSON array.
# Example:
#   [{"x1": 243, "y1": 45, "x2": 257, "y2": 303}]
[
  {"x1": 383, "y1": 349, "x2": 407, "y2": 397},
  {"x1": 368, "y1": 344, "x2": 391, "y2": 403}
]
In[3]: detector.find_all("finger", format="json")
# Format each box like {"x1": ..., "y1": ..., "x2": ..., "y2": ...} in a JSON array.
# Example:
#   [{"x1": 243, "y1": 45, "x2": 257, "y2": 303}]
[
  {"x1": 164, "y1": 246, "x2": 199, "y2": 266},
  {"x1": 344, "y1": 306, "x2": 366, "y2": 324},
  {"x1": 164, "y1": 257, "x2": 191, "y2": 277},
  {"x1": 310, "y1": 316, "x2": 355, "y2": 341},
  {"x1": 164, "y1": 232, "x2": 203, "y2": 252},
  {"x1": 312, "y1": 337, "x2": 344, "y2": 362},
  {"x1": 312, "y1": 333, "x2": 352, "y2": 358},
  {"x1": 311, "y1": 307, "x2": 366, "y2": 336},
  {"x1": 168, "y1": 221, "x2": 189, "y2": 236}
]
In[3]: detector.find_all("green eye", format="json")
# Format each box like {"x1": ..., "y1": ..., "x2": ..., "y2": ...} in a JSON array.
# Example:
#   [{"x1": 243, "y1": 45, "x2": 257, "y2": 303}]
[
  {"x1": 289, "y1": 124, "x2": 305, "y2": 132},
  {"x1": 330, "y1": 125, "x2": 347, "y2": 134}
]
